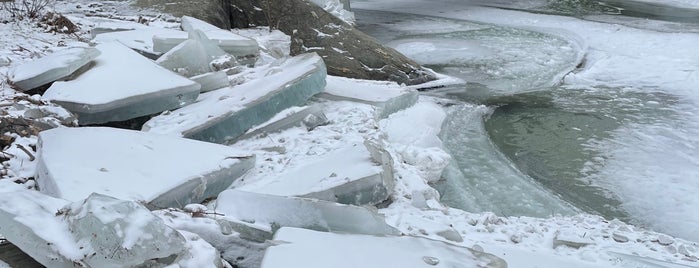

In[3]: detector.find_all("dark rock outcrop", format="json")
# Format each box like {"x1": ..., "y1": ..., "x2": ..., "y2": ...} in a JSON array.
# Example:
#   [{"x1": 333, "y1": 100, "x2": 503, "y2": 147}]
[
  {"x1": 229, "y1": 0, "x2": 436, "y2": 85},
  {"x1": 134, "y1": 0, "x2": 232, "y2": 29}
]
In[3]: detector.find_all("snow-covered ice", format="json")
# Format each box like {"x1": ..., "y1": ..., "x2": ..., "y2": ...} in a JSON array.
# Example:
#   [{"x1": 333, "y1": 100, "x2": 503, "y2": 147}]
[
  {"x1": 89, "y1": 20, "x2": 152, "y2": 39},
  {"x1": 156, "y1": 29, "x2": 236, "y2": 77},
  {"x1": 238, "y1": 141, "x2": 394, "y2": 205},
  {"x1": 42, "y1": 42, "x2": 201, "y2": 124},
  {"x1": 236, "y1": 105, "x2": 328, "y2": 141},
  {"x1": 322, "y1": 76, "x2": 419, "y2": 118},
  {"x1": 92, "y1": 28, "x2": 184, "y2": 59},
  {"x1": 8, "y1": 47, "x2": 100, "y2": 92},
  {"x1": 190, "y1": 71, "x2": 230, "y2": 93},
  {"x1": 35, "y1": 127, "x2": 254, "y2": 208},
  {"x1": 261, "y1": 227, "x2": 506, "y2": 268},
  {"x1": 153, "y1": 16, "x2": 259, "y2": 57},
  {"x1": 143, "y1": 53, "x2": 326, "y2": 144},
  {"x1": 215, "y1": 190, "x2": 400, "y2": 236}
]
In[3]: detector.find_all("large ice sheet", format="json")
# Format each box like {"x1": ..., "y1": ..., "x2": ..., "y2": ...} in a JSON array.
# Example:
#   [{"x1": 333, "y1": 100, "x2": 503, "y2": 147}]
[
  {"x1": 63, "y1": 193, "x2": 187, "y2": 267},
  {"x1": 0, "y1": 181, "x2": 188, "y2": 267},
  {"x1": 143, "y1": 53, "x2": 326, "y2": 144},
  {"x1": 90, "y1": 20, "x2": 151, "y2": 39},
  {"x1": 215, "y1": 190, "x2": 400, "y2": 236},
  {"x1": 153, "y1": 16, "x2": 259, "y2": 56},
  {"x1": 8, "y1": 47, "x2": 100, "y2": 92},
  {"x1": 156, "y1": 30, "x2": 236, "y2": 77},
  {"x1": 35, "y1": 127, "x2": 255, "y2": 209},
  {"x1": 42, "y1": 42, "x2": 201, "y2": 125},
  {"x1": 322, "y1": 75, "x2": 418, "y2": 118},
  {"x1": 261, "y1": 227, "x2": 507, "y2": 268},
  {"x1": 92, "y1": 28, "x2": 184, "y2": 59},
  {"x1": 238, "y1": 141, "x2": 394, "y2": 206}
]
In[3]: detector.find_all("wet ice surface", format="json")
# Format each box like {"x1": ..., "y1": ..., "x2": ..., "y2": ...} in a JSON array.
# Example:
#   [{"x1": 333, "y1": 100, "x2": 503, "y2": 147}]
[{"x1": 355, "y1": 10, "x2": 582, "y2": 97}]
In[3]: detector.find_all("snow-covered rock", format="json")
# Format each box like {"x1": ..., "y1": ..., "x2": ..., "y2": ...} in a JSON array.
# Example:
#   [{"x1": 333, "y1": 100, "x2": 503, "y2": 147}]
[
  {"x1": 261, "y1": 227, "x2": 507, "y2": 268},
  {"x1": 156, "y1": 30, "x2": 237, "y2": 77},
  {"x1": 35, "y1": 127, "x2": 255, "y2": 209},
  {"x1": 143, "y1": 53, "x2": 326, "y2": 144},
  {"x1": 322, "y1": 76, "x2": 419, "y2": 118},
  {"x1": 8, "y1": 47, "x2": 100, "y2": 92},
  {"x1": 215, "y1": 190, "x2": 400, "y2": 236},
  {"x1": 42, "y1": 42, "x2": 200, "y2": 125},
  {"x1": 237, "y1": 141, "x2": 394, "y2": 206}
]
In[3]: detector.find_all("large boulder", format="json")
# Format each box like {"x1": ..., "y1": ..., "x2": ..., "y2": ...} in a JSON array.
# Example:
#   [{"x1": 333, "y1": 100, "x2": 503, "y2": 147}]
[
  {"x1": 133, "y1": 0, "x2": 232, "y2": 29},
  {"x1": 229, "y1": 0, "x2": 436, "y2": 85}
]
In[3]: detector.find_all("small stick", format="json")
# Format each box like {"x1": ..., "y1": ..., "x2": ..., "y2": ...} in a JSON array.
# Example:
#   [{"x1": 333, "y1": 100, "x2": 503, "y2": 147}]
[{"x1": 15, "y1": 144, "x2": 35, "y2": 161}]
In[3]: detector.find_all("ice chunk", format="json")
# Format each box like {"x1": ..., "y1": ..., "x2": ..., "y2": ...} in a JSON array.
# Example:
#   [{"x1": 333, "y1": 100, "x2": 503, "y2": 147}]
[
  {"x1": 90, "y1": 20, "x2": 151, "y2": 39},
  {"x1": 215, "y1": 190, "x2": 399, "y2": 236},
  {"x1": 190, "y1": 71, "x2": 230, "y2": 93},
  {"x1": 235, "y1": 105, "x2": 328, "y2": 141},
  {"x1": 156, "y1": 30, "x2": 236, "y2": 77},
  {"x1": 8, "y1": 47, "x2": 100, "y2": 92},
  {"x1": 261, "y1": 227, "x2": 507, "y2": 268},
  {"x1": 42, "y1": 42, "x2": 201, "y2": 125},
  {"x1": 63, "y1": 193, "x2": 187, "y2": 267},
  {"x1": 238, "y1": 141, "x2": 394, "y2": 206},
  {"x1": 35, "y1": 127, "x2": 255, "y2": 209},
  {"x1": 143, "y1": 53, "x2": 326, "y2": 144},
  {"x1": 153, "y1": 16, "x2": 259, "y2": 57},
  {"x1": 322, "y1": 76, "x2": 418, "y2": 118},
  {"x1": 92, "y1": 28, "x2": 184, "y2": 59}
]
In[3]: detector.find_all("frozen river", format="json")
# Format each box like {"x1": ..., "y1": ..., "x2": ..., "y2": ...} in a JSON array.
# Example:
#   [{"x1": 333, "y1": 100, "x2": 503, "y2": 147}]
[{"x1": 354, "y1": 1, "x2": 699, "y2": 242}]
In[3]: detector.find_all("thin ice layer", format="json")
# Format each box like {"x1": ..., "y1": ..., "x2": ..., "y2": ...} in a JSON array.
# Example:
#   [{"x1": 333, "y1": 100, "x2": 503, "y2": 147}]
[
  {"x1": 261, "y1": 227, "x2": 506, "y2": 268},
  {"x1": 322, "y1": 75, "x2": 418, "y2": 118},
  {"x1": 215, "y1": 190, "x2": 399, "y2": 236},
  {"x1": 237, "y1": 141, "x2": 393, "y2": 206},
  {"x1": 35, "y1": 127, "x2": 254, "y2": 209},
  {"x1": 9, "y1": 47, "x2": 100, "y2": 91},
  {"x1": 143, "y1": 53, "x2": 326, "y2": 144},
  {"x1": 42, "y1": 42, "x2": 200, "y2": 125},
  {"x1": 153, "y1": 16, "x2": 259, "y2": 56}
]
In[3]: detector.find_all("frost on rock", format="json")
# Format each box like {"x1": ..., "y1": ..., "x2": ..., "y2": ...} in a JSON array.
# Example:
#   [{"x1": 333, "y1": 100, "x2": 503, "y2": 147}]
[
  {"x1": 235, "y1": 105, "x2": 328, "y2": 142},
  {"x1": 238, "y1": 141, "x2": 394, "y2": 206},
  {"x1": 92, "y1": 28, "x2": 184, "y2": 59},
  {"x1": 153, "y1": 16, "x2": 259, "y2": 57},
  {"x1": 322, "y1": 76, "x2": 419, "y2": 119},
  {"x1": 261, "y1": 227, "x2": 507, "y2": 268},
  {"x1": 156, "y1": 30, "x2": 237, "y2": 77},
  {"x1": 215, "y1": 190, "x2": 400, "y2": 236},
  {"x1": 35, "y1": 127, "x2": 255, "y2": 209},
  {"x1": 63, "y1": 193, "x2": 187, "y2": 267},
  {"x1": 308, "y1": 0, "x2": 355, "y2": 25},
  {"x1": 8, "y1": 47, "x2": 100, "y2": 92},
  {"x1": 143, "y1": 53, "x2": 326, "y2": 144},
  {"x1": 190, "y1": 71, "x2": 230, "y2": 93},
  {"x1": 42, "y1": 42, "x2": 201, "y2": 125}
]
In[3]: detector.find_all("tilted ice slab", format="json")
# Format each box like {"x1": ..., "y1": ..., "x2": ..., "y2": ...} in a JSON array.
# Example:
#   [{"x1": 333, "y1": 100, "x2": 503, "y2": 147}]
[
  {"x1": 190, "y1": 71, "x2": 230, "y2": 93},
  {"x1": 322, "y1": 76, "x2": 418, "y2": 118},
  {"x1": 235, "y1": 105, "x2": 328, "y2": 141},
  {"x1": 143, "y1": 53, "x2": 326, "y2": 144},
  {"x1": 0, "y1": 181, "x2": 187, "y2": 267},
  {"x1": 156, "y1": 30, "x2": 236, "y2": 77},
  {"x1": 8, "y1": 47, "x2": 100, "y2": 92},
  {"x1": 153, "y1": 16, "x2": 259, "y2": 57},
  {"x1": 261, "y1": 227, "x2": 507, "y2": 268},
  {"x1": 215, "y1": 190, "x2": 400, "y2": 236},
  {"x1": 238, "y1": 141, "x2": 394, "y2": 206},
  {"x1": 90, "y1": 20, "x2": 152, "y2": 39},
  {"x1": 92, "y1": 28, "x2": 184, "y2": 59},
  {"x1": 42, "y1": 42, "x2": 200, "y2": 125},
  {"x1": 35, "y1": 127, "x2": 255, "y2": 209}
]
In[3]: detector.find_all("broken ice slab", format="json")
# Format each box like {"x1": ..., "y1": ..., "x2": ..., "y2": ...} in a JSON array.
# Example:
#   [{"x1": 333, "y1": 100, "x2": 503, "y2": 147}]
[
  {"x1": 92, "y1": 28, "x2": 184, "y2": 59},
  {"x1": 238, "y1": 141, "x2": 394, "y2": 206},
  {"x1": 90, "y1": 20, "x2": 151, "y2": 39},
  {"x1": 42, "y1": 42, "x2": 200, "y2": 125},
  {"x1": 63, "y1": 193, "x2": 187, "y2": 267},
  {"x1": 35, "y1": 127, "x2": 255, "y2": 209},
  {"x1": 153, "y1": 16, "x2": 259, "y2": 57},
  {"x1": 8, "y1": 47, "x2": 100, "y2": 92},
  {"x1": 215, "y1": 190, "x2": 400, "y2": 236},
  {"x1": 156, "y1": 30, "x2": 236, "y2": 77},
  {"x1": 234, "y1": 105, "x2": 328, "y2": 141},
  {"x1": 0, "y1": 181, "x2": 188, "y2": 267},
  {"x1": 261, "y1": 227, "x2": 507, "y2": 268},
  {"x1": 143, "y1": 53, "x2": 326, "y2": 144},
  {"x1": 191, "y1": 71, "x2": 230, "y2": 93},
  {"x1": 321, "y1": 75, "x2": 419, "y2": 119}
]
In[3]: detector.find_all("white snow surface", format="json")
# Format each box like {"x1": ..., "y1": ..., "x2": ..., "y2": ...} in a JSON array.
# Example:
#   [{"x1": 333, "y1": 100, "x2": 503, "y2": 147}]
[
  {"x1": 8, "y1": 47, "x2": 99, "y2": 91},
  {"x1": 325, "y1": 75, "x2": 413, "y2": 102}
]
